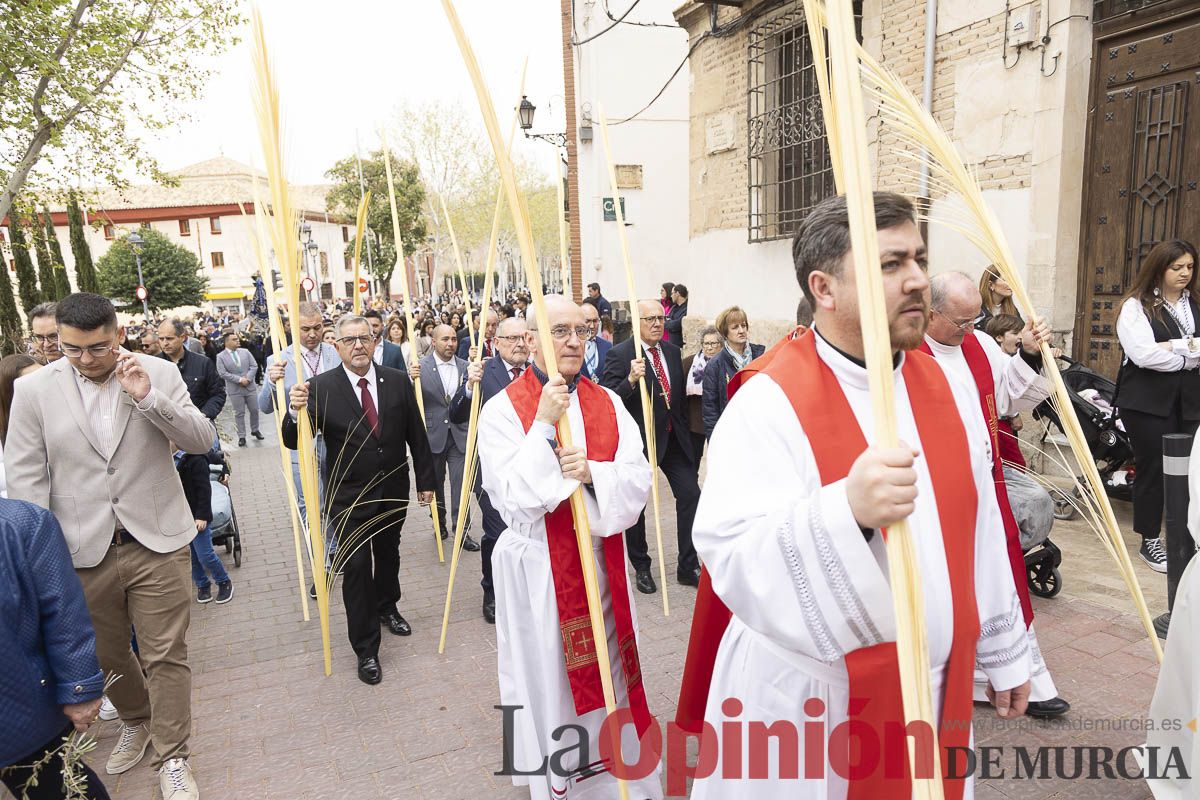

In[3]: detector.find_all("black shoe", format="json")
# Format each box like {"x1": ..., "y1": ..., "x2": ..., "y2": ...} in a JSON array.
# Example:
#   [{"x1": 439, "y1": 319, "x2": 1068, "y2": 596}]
[
  {"x1": 677, "y1": 566, "x2": 701, "y2": 587},
  {"x1": 308, "y1": 583, "x2": 317, "y2": 600},
  {"x1": 461, "y1": 534, "x2": 480, "y2": 552},
  {"x1": 238, "y1": 437, "x2": 246, "y2": 447},
  {"x1": 440, "y1": 528, "x2": 449, "y2": 540},
  {"x1": 1026, "y1": 697, "x2": 1071, "y2": 719},
  {"x1": 379, "y1": 611, "x2": 412, "y2": 636},
  {"x1": 357, "y1": 656, "x2": 382, "y2": 685},
  {"x1": 635, "y1": 569, "x2": 657, "y2": 594},
  {"x1": 196, "y1": 584, "x2": 212, "y2": 604},
  {"x1": 483, "y1": 596, "x2": 496, "y2": 624},
  {"x1": 215, "y1": 580, "x2": 234, "y2": 604},
  {"x1": 251, "y1": 430, "x2": 265, "y2": 440}
]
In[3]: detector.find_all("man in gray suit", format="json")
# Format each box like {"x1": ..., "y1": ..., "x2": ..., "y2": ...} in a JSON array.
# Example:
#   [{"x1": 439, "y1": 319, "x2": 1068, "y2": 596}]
[
  {"x1": 409, "y1": 324, "x2": 479, "y2": 551},
  {"x1": 216, "y1": 330, "x2": 263, "y2": 447},
  {"x1": 7, "y1": 292, "x2": 215, "y2": 800}
]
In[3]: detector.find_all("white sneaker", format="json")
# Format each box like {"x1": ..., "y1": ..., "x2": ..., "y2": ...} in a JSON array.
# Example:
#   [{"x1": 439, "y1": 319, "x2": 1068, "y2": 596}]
[
  {"x1": 1140, "y1": 537, "x2": 1168, "y2": 573},
  {"x1": 98, "y1": 696, "x2": 118, "y2": 721},
  {"x1": 159, "y1": 757, "x2": 199, "y2": 800},
  {"x1": 105, "y1": 723, "x2": 151, "y2": 774}
]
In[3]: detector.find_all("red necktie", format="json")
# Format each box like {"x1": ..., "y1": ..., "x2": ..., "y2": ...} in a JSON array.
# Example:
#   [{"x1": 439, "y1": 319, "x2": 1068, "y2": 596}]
[
  {"x1": 357, "y1": 377, "x2": 380, "y2": 437},
  {"x1": 648, "y1": 346, "x2": 671, "y2": 401},
  {"x1": 485, "y1": 339, "x2": 494, "y2": 358},
  {"x1": 510, "y1": 366, "x2": 522, "y2": 382}
]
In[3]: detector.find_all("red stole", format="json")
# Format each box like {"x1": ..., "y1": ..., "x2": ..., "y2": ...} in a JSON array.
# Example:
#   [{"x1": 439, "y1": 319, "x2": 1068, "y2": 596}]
[
  {"x1": 918, "y1": 334, "x2": 1034, "y2": 628},
  {"x1": 676, "y1": 331, "x2": 980, "y2": 800},
  {"x1": 505, "y1": 369, "x2": 652, "y2": 738}
]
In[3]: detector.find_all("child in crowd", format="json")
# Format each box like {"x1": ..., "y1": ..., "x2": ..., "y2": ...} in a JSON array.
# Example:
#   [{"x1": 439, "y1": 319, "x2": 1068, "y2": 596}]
[{"x1": 173, "y1": 442, "x2": 234, "y2": 604}]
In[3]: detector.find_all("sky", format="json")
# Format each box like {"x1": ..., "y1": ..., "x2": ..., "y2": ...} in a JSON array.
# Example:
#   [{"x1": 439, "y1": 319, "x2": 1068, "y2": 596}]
[{"x1": 146, "y1": 0, "x2": 567, "y2": 185}]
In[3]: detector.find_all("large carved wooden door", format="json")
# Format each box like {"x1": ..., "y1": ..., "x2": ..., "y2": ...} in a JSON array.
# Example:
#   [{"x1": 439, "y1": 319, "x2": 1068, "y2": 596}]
[{"x1": 1076, "y1": 6, "x2": 1200, "y2": 377}]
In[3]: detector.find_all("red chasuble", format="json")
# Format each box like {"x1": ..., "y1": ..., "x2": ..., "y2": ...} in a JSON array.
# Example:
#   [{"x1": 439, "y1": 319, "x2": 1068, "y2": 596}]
[
  {"x1": 505, "y1": 368, "x2": 653, "y2": 739},
  {"x1": 917, "y1": 334, "x2": 1034, "y2": 628},
  {"x1": 676, "y1": 331, "x2": 980, "y2": 800}
]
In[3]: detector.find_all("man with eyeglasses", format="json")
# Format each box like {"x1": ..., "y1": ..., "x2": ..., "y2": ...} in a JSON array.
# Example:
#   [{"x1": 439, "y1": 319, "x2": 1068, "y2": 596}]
[
  {"x1": 476, "y1": 295, "x2": 660, "y2": 800},
  {"x1": 600, "y1": 299, "x2": 702, "y2": 594},
  {"x1": 449, "y1": 316, "x2": 529, "y2": 622},
  {"x1": 6, "y1": 292, "x2": 215, "y2": 800},
  {"x1": 410, "y1": 324, "x2": 479, "y2": 553},
  {"x1": 457, "y1": 308, "x2": 499, "y2": 360},
  {"x1": 28, "y1": 302, "x2": 62, "y2": 364},
  {"x1": 578, "y1": 301, "x2": 611, "y2": 381},
  {"x1": 284, "y1": 315, "x2": 437, "y2": 685},
  {"x1": 922, "y1": 270, "x2": 1070, "y2": 720}
]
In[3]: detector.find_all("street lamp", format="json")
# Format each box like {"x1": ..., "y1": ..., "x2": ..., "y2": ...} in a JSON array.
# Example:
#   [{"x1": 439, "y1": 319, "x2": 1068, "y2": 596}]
[
  {"x1": 126, "y1": 232, "x2": 150, "y2": 321},
  {"x1": 517, "y1": 95, "x2": 567, "y2": 147}
]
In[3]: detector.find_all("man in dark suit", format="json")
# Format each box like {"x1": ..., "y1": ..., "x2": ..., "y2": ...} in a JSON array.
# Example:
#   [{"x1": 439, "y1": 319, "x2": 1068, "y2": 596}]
[
  {"x1": 364, "y1": 309, "x2": 406, "y2": 370},
  {"x1": 583, "y1": 282, "x2": 612, "y2": 318},
  {"x1": 283, "y1": 315, "x2": 436, "y2": 686},
  {"x1": 157, "y1": 319, "x2": 225, "y2": 422},
  {"x1": 456, "y1": 309, "x2": 499, "y2": 360},
  {"x1": 579, "y1": 301, "x2": 612, "y2": 381},
  {"x1": 599, "y1": 299, "x2": 701, "y2": 594},
  {"x1": 409, "y1": 324, "x2": 479, "y2": 552},
  {"x1": 665, "y1": 283, "x2": 689, "y2": 348},
  {"x1": 448, "y1": 317, "x2": 529, "y2": 622}
]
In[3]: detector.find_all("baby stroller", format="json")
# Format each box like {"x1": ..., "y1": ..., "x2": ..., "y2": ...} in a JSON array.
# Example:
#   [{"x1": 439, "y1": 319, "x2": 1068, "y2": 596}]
[
  {"x1": 207, "y1": 446, "x2": 243, "y2": 567},
  {"x1": 1031, "y1": 355, "x2": 1136, "y2": 513},
  {"x1": 1004, "y1": 464, "x2": 1064, "y2": 599}
]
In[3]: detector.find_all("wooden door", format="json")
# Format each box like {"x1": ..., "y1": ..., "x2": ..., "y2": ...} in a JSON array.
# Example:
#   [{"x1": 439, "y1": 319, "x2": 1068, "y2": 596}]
[{"x1": 1075, "y1": 7, "x2": 1200, "y2": 377}]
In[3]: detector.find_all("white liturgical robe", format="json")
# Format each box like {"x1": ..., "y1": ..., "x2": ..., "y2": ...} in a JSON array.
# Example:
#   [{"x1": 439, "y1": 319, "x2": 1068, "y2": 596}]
[
  {"x1": 691, "y1": 332, "x2": 1033, "y2": 800},
  {"x1": 924, "y1": 330, "x2": 1060, "y2": 704},
  {"x1": 477, "y1": 378, "x2": 660, "y2": 800}
]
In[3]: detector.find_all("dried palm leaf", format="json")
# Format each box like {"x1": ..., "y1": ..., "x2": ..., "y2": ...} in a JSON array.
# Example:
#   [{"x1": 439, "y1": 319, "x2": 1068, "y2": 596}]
[
  {"x1": 439, "y1": 193, "x2": 475, "y2": 344},
  {"x1": 352, "y1": 190, "x2": 371, "y2": 315},
  {"x1": 440, "y1": 2, "x2": 629, "y2": 797}
]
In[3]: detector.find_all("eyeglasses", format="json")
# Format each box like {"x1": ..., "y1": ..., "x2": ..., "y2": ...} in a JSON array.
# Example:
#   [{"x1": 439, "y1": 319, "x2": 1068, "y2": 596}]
[
  {"x1": 30, "y1": 333, "x2": 59, "y2": 345},
  {"x1": 337, "y1": 335, "x2": 374, "y2": 347},
  {"x1": 640, "y1": 315, "x2": 666, "y2": 325},
  {"x1": 701, "y1": 340, "x2": 723, "y2": 349},
  {"x1": 932, "y1": 308, "x2": 982, "y2": 331},
  {"x1": 60, "y1": 342, "x2": 116, "y2": 358},
  {"x1": 495, "y1": 334, "x2": 525, "y2": 344},
  {"x1": 549, "y1": 325, "x2": 590, "y2": 342}
]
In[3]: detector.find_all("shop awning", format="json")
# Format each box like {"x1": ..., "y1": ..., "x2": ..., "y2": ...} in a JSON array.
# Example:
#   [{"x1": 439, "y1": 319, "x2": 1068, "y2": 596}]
[{"x1": 204, "y1": 290, "x2": 247, "y2": 301}]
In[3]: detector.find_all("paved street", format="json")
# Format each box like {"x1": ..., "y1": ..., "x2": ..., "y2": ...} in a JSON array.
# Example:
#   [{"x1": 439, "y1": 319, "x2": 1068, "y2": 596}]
[{"x1": 24, "y1": 410, "x2": 1169, "y2": 799}]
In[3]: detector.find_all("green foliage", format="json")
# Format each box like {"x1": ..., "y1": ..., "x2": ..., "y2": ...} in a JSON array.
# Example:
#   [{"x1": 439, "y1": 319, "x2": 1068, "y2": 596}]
[
  {"x1": 66, "y1": 193, "x2": 97, "y2": 292},
  {"x1": 96, "y1": 228, "x2": 207, "y2": 312},
  {"x1": 0, "y1": 255, "x2": 23, "y2": 354},
  {"x1": 44, "y1": 207, "x2": 72, "y2": 297},
  {"x1": 31, "y1": 208, "x2": 57, "y2": 302},
  {"x1": 0, "y1": 0, "x2": 243, "y2": 225},
  {"x1": 7, "y1": 209, "x2": 41, "y2": 317},
  {"x1": 324, "y1": 150, "x2": 427, "y2": 286}
]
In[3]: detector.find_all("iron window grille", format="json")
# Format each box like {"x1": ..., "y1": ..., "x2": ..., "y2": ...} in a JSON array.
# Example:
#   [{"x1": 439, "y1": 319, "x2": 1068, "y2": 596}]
[
  {"x1": 747, "y1": 1, "x2": 861, "y2": 242},
  {"x1": 1092, "y1": 0, "x2": 1172, "y2": 24}
]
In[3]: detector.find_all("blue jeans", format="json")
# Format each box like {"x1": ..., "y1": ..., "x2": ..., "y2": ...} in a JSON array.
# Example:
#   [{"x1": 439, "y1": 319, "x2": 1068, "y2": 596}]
[{"x1": 190, "y1": 525, "x2": 230, "y2": 588}]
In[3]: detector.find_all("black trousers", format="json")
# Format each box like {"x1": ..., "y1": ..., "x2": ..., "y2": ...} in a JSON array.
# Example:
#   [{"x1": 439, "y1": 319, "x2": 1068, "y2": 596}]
[
  {"x1": 476, "y1": 479, "x2": 506, "y2": 599},
  {"x1": 2, "y1": 727, "x2": 110, "y2": 800},
  {"x1": 1121, "y1": 405, "x2": 1199, "y2": 539},
  {"x1": 337, "y1": 475, "x2": 409, "y2": 659},
  {"x1": 625, "y1": 433, "x2": 701, "y2": 575}
]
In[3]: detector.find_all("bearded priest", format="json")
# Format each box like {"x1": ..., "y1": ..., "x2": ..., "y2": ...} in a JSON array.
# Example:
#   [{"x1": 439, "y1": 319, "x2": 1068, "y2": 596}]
[
  {"x1": 677, "y1": 192, "x2": 1033, "y2": 800},
  {"x1": 477, "y1": 295, "x2": 660, "y2": 800}
]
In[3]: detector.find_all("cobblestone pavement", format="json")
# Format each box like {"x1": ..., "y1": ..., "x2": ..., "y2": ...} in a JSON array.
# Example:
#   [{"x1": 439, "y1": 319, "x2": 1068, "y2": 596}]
[{"x1": 19, "y1": 408, "x2": 1169, "y2": 799}]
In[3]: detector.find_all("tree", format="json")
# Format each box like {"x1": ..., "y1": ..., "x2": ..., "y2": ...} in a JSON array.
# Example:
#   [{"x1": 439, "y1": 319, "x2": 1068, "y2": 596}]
[
  {"x1": 66, "y1": 192, "x2": 97, "y2": 292},
  {"x1": 31, "y1": 208, "x2": 57, "y2": 302},
  {"x1": 97, "y1": 228, "x2": 206, "y2": 312},
  {"x1": 0, "y1": 1, "x2": 243, "y2": 226},
  {"x1": 44, "y1": 207, "x2": 72, "y2": 298},
  {"x1": 325, "y1": 150, "x2": 427, "y2": 290},
  {"x1": 7, "y1": 208, "x2": 41, "y2": 317},
  {"x1": 0, "y1": 255, "x2": 22, "y2": 354}
]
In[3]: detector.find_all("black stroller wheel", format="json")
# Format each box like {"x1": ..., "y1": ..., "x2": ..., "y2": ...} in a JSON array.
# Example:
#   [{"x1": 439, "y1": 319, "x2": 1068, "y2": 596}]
[
  {"x1": 1049, "y1": 488, "x2": 1076, "y2": 520},
  {"x1": 1029, "y1": 566, "x2": 1062, "y2": 598},
  {"x1": 224, "y1": 537, "x2": 233, "y2": 553}
]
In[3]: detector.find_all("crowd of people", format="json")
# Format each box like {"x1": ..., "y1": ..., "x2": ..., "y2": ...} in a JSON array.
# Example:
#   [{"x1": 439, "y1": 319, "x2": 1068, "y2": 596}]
[{"x1": 1, "y1": 200, "x2": 1196, "y2": 800}]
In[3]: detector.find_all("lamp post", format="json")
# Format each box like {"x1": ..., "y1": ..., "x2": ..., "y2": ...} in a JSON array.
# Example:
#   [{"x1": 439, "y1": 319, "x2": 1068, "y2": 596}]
[
  {"x1": 517, "y1": 96, "x2": 568, "y2": 147},
  {"x1": 299, "y1": 220, "x2": 315, "y2": 300},
  {"x1": 306, "y1": 239, "x2": 319, "y2": 298},
  {"x1": 126, "y1": 232, "x2": 150, "y2": 321}
]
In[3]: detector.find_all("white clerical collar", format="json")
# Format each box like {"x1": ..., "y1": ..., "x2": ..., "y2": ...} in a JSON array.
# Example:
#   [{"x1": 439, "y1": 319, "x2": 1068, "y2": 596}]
[
  {"x1": 924, "y1": 334, "x2": 962, "y2": 357},
  {"x1": 812, "y1": 326, "x2": 904, "y2": 391}
]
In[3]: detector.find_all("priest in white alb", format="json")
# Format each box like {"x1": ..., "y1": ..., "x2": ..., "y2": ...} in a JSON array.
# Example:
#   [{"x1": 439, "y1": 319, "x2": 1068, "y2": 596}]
[
  {"x1": 923, "y1": 270, "x2": 1069, "y2": 719},
  {"x1": 478, "y1": 295, "x2": 660, "y2": 800},
  {"x1": 677, "y1": 193, "x2": 1032, "y2": 800}
]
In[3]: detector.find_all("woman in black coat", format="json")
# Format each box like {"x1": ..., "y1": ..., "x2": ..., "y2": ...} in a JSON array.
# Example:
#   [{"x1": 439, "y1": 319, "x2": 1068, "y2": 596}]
[{"x1": 702, "y1": 305, "x2": 766, "y2": 439}]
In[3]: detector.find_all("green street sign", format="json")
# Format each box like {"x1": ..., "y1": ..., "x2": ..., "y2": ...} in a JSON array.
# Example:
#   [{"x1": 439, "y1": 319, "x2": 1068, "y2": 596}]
[{"x1": 602, "y1": 197, "x2": 626, "y2": 222}]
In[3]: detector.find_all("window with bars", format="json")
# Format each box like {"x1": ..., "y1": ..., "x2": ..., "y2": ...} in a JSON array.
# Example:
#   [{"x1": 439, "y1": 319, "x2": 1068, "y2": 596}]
[
  {"x1": 1092, "y1": 0, "x2": 1171, "y2": 23},
  {"x1": 747, "y1": 2, "x2": 860, "y2": 242}
]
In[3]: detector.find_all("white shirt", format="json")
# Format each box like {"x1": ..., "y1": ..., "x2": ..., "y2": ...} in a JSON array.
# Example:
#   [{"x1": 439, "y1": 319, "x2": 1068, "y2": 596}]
[
  {"x1": 72, "y1": 363, "x2": 157, "y2": 458},
  {"x1": 1116, "y1": 296, "x2": 1200, "y2": 372},
  {"x1": 464, "y1": 358, "x2": 524, "y2": 398},
  {"x1": 433, "y1": 353, "x2": 458, "y2": 398},
  {"x1": 372, "y1": 341, "x2": 384, "y2": 365},
  {"x1": 343, "y1": 363, "x2": 378, "y2": 411}
]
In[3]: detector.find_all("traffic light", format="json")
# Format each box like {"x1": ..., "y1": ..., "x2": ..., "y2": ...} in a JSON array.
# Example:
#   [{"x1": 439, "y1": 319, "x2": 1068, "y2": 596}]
[{"x1": 271, "y1": 269, "x2": 282, "y2": 292}]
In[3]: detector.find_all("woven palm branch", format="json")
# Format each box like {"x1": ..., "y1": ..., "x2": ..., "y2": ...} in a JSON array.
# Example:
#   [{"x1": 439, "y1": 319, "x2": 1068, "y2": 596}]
[
  {"x1": 833, "y1": 9, "x2": 1162, "y2": 662},
  {"x1": 596, "y1": 108, "x2": 669, "y2": 616},
  {"x1": 250, "y1": 10, "x2": 333, "y2": 675},
  {"x1": 440, "y1": 2, "x2": 630, "y2": 797}
]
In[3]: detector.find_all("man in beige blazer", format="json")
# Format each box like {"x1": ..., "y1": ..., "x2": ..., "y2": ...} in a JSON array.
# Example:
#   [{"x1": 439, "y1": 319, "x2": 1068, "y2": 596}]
[{"x1": 7, "y1": 293, "x2": 215, "y2": 800}]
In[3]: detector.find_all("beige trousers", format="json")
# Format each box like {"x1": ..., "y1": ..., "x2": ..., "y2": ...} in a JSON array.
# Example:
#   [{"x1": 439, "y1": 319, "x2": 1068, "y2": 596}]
[{"x1": 77, "y1": 540, "x2": 192, "y2": 768}]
